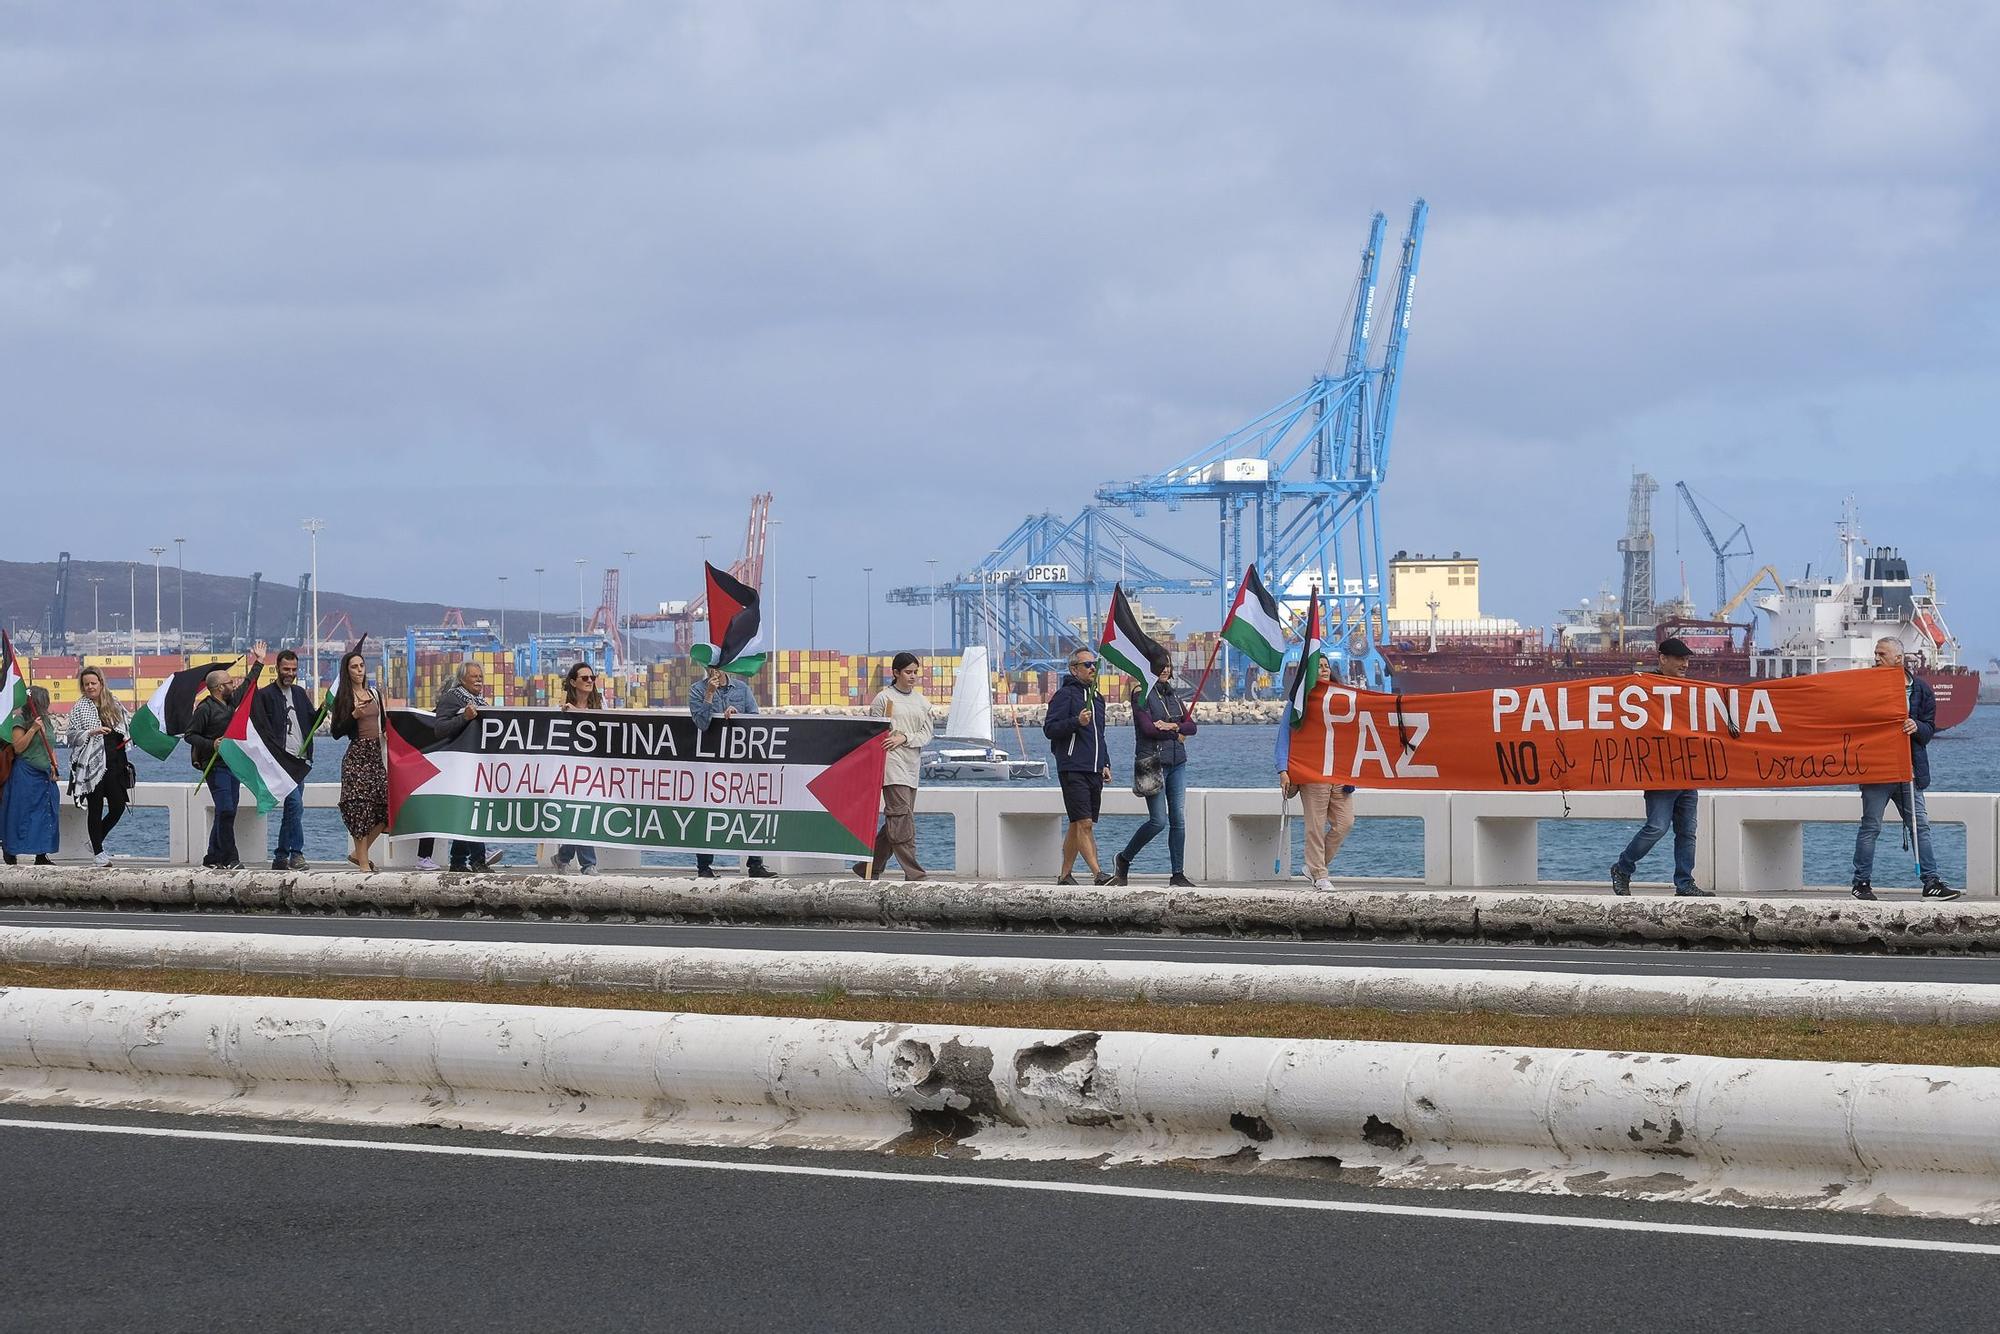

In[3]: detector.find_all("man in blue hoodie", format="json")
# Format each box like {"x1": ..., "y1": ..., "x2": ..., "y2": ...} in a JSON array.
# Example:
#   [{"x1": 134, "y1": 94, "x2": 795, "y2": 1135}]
[{"x1": 1043, "y1": 647, "x2": 1114, "y2": 885}]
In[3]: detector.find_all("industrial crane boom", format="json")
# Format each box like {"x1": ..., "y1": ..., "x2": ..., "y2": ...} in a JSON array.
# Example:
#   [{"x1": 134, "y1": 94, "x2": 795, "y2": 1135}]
[{"x1": 1674, "y1": 481, "x2": 1754, "y2": 615}]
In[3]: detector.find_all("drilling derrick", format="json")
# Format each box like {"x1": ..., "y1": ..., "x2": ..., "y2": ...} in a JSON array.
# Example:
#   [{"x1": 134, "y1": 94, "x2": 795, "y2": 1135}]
[{"x1": 1617, "y1": 471, "x2": 1659, "y2": 633}]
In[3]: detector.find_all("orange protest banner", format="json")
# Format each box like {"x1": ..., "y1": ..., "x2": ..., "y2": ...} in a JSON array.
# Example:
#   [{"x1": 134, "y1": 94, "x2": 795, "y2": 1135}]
[{"x1": 1287, "y1": 668, "x2": 1915, "y2": 792}]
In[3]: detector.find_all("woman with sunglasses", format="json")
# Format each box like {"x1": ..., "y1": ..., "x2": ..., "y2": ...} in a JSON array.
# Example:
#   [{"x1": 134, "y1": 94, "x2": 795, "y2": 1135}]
[{"x1": 548, "y1": 661, "x2": 602, "y2": 875}]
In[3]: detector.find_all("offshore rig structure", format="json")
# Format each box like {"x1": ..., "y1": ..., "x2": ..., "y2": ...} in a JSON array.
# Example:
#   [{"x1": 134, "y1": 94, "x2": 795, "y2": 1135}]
[{"x1": 889, "y1": 201, "x2": 1428, "y2": 690}]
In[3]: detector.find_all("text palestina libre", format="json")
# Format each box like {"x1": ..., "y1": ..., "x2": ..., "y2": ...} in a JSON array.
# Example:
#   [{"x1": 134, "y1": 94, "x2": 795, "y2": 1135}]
[
  {"x1": 1491, "y1": 684, "x2": 1779, "y2": 736},
  {"x1": 477, "y1": 715, "x2": 791, "y2": 761}
]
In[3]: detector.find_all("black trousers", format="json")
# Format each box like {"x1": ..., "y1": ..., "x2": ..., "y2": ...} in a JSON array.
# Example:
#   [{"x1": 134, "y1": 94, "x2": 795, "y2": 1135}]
[
  {"x1": 86, "y1": 776, "x2": 128, "y2": 854},
  {"x1": 418, "y1": 837, "x2": 484, "y2": 867}
]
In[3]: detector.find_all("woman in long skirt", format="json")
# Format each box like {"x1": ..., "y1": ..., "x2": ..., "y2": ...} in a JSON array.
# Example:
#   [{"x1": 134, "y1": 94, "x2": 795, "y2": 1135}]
[
  {"x1": 330, "y1": 650, "x2": 388, "y2": 871},
  {"x1": 2, "y1": 687, "x2": 60, "y2": 866}
]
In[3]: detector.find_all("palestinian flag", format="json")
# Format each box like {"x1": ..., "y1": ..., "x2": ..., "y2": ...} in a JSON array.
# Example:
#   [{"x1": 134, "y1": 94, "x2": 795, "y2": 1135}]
[
  {"x1": 1219, "y1": 565, "x2": 1286, "y2": 672},
  {"x1": 301, "y1": 634, "x2": 367, "y2": 749},
  {"x1": 216, "y1": 661, "x2": 311, "y2": 814},
  {"x1": 1283, "y1": 592, "x2": 1325, "y2": 729},
  {"x1": 688, "y1": 563, "x2": 766, "y2": 677},
  {"x1": 0, "y1": 631, "x2": 23, "y2": 723},
  {"x1": 1099, "y1": 585, "x2": 1165, "y2": 706},
  {"x1": 131, "y1": 659, "x2": 238, "y2": 760}
]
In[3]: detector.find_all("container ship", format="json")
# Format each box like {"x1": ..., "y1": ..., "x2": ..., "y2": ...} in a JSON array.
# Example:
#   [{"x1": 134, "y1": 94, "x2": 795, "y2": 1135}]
[{"x1": 1379, "y1": 501, "x2": 1978, "y2": 731}]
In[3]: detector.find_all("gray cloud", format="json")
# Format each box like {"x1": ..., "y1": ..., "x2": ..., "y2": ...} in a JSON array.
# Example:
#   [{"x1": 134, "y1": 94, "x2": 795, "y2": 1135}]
[{"x1": 1, "y1": 0, "x2": 1994, "y2": 657}]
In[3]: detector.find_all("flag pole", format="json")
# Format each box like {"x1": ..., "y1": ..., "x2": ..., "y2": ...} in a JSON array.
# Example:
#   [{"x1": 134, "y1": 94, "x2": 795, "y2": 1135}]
[
  {"x1": 1274, "y1": 781, "x2": 1289, "y2": 880},
  {"x1": 1188, "y1": 570, "x2": 1245, "y2": 714},
  {"x1": 1186, "y1": 634, "x2": 1226, "y2": 718},
  {"x1": 14, "y1": 651, "x2": 61, "y2": 780}
]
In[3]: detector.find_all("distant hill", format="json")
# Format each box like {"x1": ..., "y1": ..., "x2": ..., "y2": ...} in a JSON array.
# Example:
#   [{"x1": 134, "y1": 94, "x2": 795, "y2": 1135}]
[{"x1": 0, "y1": 558, "x2": 518, "y2": 648}]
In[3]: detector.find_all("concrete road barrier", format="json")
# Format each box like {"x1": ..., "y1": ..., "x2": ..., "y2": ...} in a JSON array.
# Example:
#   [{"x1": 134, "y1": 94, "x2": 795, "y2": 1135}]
[
  {"x1": 4, "y1": 865, "x2": 2000, "y2": 952},
  {"x1": 5, "y1": 925, "x2": 2000, "y2": 1025},
  {"x1": 0, "y1": 986, "x2": 1994, "y2": 1222}
]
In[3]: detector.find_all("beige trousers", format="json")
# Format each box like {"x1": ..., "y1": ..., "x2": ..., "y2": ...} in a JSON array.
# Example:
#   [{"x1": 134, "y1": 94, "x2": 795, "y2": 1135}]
[{"x1": 1300, "y1": 784, "x2": 1355, "y2": 881}]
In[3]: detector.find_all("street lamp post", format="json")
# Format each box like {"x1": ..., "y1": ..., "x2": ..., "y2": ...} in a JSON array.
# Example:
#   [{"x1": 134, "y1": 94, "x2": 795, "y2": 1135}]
[
  {"x1": 621, "y1": 549, "x2": 635, "y2": 647},
  {"x1": 766, "y1": 521, "x2": 780, "y2": 693},
  {"x1": 696, "y1": 534, "x2": 712, "y2": 567},
  {"x1": 497, "y1": 576, "x2": 509, "y2": 643},
  {"x1": 863, "y1": 567, "x2": 873, "y2": 657},
  {"x1": 147, "y1": 546, "x2": 166, "y2": 654},
  {"x1": 534, "y1": 567, "x2": 545, "y2": 639},
  {"x1": 302, "y1": 519, "x2": 326, "y2": 691},
  {"x1": 173, "y1": 537, "x2": 185, "y2": 649},
  {"x1": 88, "y1": 576, "x2": 103, "y2": 635},
  {"x1": 127, "y1": 564, "x2": 138, "y2": 711},
  {"x1": 926, "y1": 558, "x2": 939, "y2": 664},
  {"x1": 806, "y1": 575, "x2": 817, "y2": 653},
  {"x1": 575, "y1": 558, "x2": 588, "y2": 635}
]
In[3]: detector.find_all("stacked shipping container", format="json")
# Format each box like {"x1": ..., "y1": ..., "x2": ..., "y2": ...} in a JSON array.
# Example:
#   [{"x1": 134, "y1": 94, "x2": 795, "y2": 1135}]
[{"x1": 18, "y1": 639, "x2": 1272, "y2": 719}]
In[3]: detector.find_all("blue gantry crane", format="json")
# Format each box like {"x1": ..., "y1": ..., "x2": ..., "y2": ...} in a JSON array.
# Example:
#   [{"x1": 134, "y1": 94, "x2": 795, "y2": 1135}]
[
  {"x1": 1674, "y1": 481, "x2": 1754, "y2": 616},
  {"x1": 891, "y1": 201, "x2": 1429, "y2": 689}
]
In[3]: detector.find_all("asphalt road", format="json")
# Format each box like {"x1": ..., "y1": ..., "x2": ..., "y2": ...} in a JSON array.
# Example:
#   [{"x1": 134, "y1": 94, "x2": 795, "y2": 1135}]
[
  {"x1": 4, "y1": 905, "x2": 1999, "y2": 984},
  {"x1": 1, "y1": 1107, "x2": 1993, "y2": 1333}
]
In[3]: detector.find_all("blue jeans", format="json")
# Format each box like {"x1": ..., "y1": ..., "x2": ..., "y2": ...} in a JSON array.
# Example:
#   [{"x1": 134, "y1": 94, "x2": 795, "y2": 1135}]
[
  {"x1": 274, "y1": 784, "x2": 305, "y2": 859},
  {"x1": 1120, "y1": 761, "x2": 1188, "y2": 875},
  {"x1": 205, "y1": 767, "x2": 241, "y2": 867},
  {"x1": 1614, "y1": 789, "x2": 1697, "y2": 891},
  {"x1": 554, "y1": 844, "x2": 597, "y2": 870},
  {"x1": 1854, "y1": 783, "x2": 1937, "y2": 884}
]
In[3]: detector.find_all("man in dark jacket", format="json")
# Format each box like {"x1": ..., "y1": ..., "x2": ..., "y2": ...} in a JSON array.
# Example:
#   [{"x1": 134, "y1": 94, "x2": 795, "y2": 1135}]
[
  {"x1": 1043, "y1": 647, "x2": 1114, "y2": 885},
  {"x1": 254, "y1": 649, "x2": 317, "y2": 871},
  {"x1": 415, "y1": 663, "x2": 505, "y2": 873},
  {"x1": 1853, "y1": 636, "x2": 1959, "y2": 900},
  {"x1": 186, "y1": 666, "x2": 242, "y2": 870}
]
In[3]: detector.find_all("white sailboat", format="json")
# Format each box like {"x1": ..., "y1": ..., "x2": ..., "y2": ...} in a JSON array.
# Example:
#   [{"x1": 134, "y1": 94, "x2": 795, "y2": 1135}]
[{"x1": 921, "y1": 645, "x2": 1049, "y2": 782}]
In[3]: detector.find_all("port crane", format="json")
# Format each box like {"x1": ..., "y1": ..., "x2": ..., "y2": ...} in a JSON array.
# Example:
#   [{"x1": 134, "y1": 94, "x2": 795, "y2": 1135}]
[
  {"x1": 1675, "y1": 482, "x2": 1755, "y2": 617},
  {"x1": 1718, "y1": 564, "x2": 1784, "y2": 619},
  {"x1": 627, "y1": 492, "x2": 771, "y2": 656},
  {"x1": 891, "y1": 201, "x2": 1429, "y2": 688},
  {"x1": 47, "y1": 552, "x2": 71, "y2": 653}
]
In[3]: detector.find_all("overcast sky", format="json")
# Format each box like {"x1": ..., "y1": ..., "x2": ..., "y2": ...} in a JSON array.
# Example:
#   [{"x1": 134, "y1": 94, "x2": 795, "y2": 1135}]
[{"x1": 3, "y1": 2, "x2": 1994, "y2": 662}]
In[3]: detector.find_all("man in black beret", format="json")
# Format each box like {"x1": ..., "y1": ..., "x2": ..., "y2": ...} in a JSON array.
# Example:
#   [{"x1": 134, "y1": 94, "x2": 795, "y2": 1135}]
[{"x1": 1609, "y1": 636, "x2": 1714, "y2": 897}]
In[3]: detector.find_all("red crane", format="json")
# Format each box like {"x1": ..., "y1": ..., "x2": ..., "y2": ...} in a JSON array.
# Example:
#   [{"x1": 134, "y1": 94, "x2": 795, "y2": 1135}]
[{"x1": 628, "y1": 492, "x2": 772, "y2": 654}]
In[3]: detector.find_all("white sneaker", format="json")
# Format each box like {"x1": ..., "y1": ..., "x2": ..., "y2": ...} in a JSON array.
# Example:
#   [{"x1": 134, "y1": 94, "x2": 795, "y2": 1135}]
[
  {"x1": 1312, "y1": 876, "x2": 1335, "y2": 891},
  {"x1": 92, "y1": 851, "x2": 113, "y2": 868},
  {"x1": 579, "y1": 864, "x2": 596, "y2": 876},
  {"x1": 415, "y1": 857, "x2": 440, "y2": 871}
]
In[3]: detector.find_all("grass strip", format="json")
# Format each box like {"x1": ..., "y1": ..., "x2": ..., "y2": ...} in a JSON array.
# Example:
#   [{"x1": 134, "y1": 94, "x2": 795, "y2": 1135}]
[{"x1": 2, "y1": 962, "x2": 1996, "y2": 1067}]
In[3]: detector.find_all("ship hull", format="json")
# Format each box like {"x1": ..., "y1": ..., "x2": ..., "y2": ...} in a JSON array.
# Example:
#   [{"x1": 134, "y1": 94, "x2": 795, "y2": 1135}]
[{"x1": 1383, "y1": 655, "x2": 1979, "y2": 731}]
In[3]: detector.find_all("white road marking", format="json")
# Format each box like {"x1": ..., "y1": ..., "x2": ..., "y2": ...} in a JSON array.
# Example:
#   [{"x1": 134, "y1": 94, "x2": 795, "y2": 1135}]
[{"x1": 1, "y1": 1115, "x2": 1995, "y2": 1256}]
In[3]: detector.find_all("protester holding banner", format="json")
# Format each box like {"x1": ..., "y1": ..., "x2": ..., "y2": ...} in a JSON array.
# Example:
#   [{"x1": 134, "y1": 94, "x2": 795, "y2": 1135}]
[
  {"x1": 549, "y1": 662, "x2": 604, "y2": 876},
  {"x1": 186, "y1": 667, "x2": 243, "y2": 870},
  {"x1": 254, "y1": 649, "x2": 317, "y2": 871},
  {"x1": 1852, "y1": 637, "x2": 1959, "y2": 901},
  {"x1": 858, "y1": 652, "x2": 933, "y2": 881},
  {"x1": 415, "y1": 663, "x2": 503, "y2": 873},
  {"x1": 1609, "y1": 638, "x2": 1713, "y2": 898},
  {"x1": 1282, "y1": 768, "x2": 1355, "y2": 893},
  {"x1": 330, "y1": 650, "x2": 387, "y2": 872},
  {"x1": 1114, "y1": 651, "x2": 1198, "y2": 888},
  {"x1": 1, "y1": 686, "x2": 59, "y2": 866},
  {"x1": 688, "y1": 664, "x2": 772, "y2": 880},
  {"x1": 65, "y1": 666, "x2": 132, "y2": 867}
]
